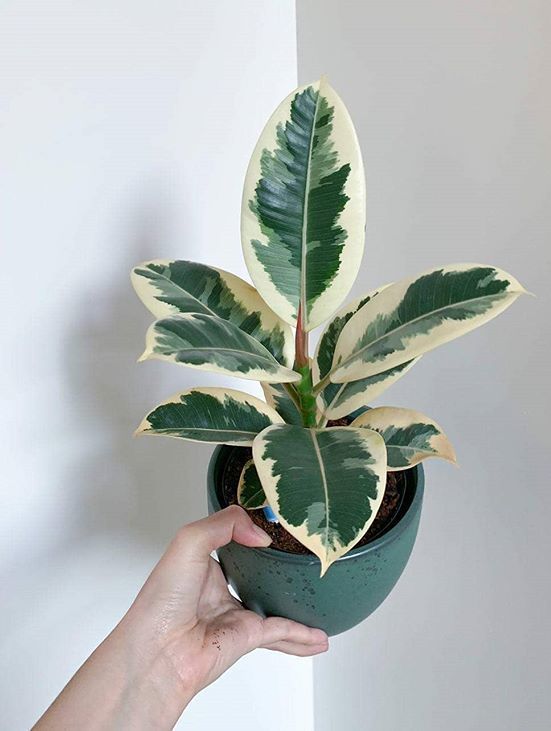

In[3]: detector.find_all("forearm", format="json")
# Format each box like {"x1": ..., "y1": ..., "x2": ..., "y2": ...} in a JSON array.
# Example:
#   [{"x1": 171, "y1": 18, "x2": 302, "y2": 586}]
[
  {"x1": 34, "y1": 615, "x2": 192, "y2": 730},
  {"x1": 33, "y1": 508, "x2": 326, "y2": 729}
]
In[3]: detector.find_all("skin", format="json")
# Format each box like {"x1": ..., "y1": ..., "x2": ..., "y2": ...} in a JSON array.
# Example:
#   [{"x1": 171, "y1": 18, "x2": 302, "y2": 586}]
[{"x1": 34, "y1": 506, "x2": 329, "y2": 729}]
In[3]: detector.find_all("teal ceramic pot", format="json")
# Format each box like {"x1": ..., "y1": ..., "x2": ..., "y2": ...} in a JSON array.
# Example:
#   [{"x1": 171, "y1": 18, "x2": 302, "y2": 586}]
[{"x1": 207, "y1": 445, "x2": 424, "y2": 636}]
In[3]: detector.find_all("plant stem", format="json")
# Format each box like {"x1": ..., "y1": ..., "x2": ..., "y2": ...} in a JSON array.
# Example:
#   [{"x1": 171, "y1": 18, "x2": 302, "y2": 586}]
[
  {"x1": 294, "y1": 304, "x2": 308, "y2": 369},
  {"x1": 295, "y1": 365, "x2": 317, "y2": 427},
  {"x1": 294, "y1": 304, "x2": 317, "y2": 427},
  {"x1": 312, "y1": 373, "x2": 330, "y2": 396}
]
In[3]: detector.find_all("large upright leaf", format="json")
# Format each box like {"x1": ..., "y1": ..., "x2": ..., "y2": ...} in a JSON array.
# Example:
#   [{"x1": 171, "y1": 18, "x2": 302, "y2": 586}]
[
  {"x1": 313, "y1": 288, "x2": 418, "y2": 419},
  {"x1": 131, "y1": 259, "x2": 293, "y2": 365},
  {"x1": 331, "y1": 264, "x2": 526, "y2": 383},
  {"x1": 351, "y1": 407, "x2": 456, "y2": 470},
  {"x1": 242, "y1": 78, "x2": 366, "y2": 331},
  {"x1": 253, "y1": 425, "x2": 387, "y2": 575},
  {"x1": 140, "y1": 313, "x2": 300, "y2": 383},
  {"x1": 136, "y1": 387, "x2": 283, "y2": 445}
]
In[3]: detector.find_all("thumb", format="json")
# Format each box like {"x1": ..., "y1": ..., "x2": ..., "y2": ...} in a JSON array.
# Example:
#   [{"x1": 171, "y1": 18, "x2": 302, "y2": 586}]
[{"x1": 172, "y1": 505, "x2": 272, "y2": 565}]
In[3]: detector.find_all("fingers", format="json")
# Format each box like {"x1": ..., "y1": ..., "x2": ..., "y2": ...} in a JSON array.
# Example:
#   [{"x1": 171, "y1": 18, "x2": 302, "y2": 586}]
[
  {"x1": 262, "y1": 639, "x2": 329, "y2": 657},
  {"x1": 259, "y1": 616, "x2": 328, "y2": 654},
  {"x1": 137, "y1": 507, "x2": 271, "y2": 605},
  {"x1": 173, "y1": 505, "x2": 272, "y2": 564}
]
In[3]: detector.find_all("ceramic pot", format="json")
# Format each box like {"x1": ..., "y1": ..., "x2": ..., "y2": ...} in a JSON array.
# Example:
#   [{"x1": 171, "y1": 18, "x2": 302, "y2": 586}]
[{"x1": 207, "y1": 445, "x2": 424, "y2": 636}]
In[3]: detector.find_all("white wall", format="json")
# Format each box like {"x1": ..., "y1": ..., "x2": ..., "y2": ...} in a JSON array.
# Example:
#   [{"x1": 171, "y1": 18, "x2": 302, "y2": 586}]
[
  {"x1": 0, "y1": 2, "x2": 314, "y2": 729},
  {"x1": 298, "y1": 1, "x2": 551, "y2": 729},
  {"x1": 4, "y1": 3, "x2": 549, "y2": 728}
]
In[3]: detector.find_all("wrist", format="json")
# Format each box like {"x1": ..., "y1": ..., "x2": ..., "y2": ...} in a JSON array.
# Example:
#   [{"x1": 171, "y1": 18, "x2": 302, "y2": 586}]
[
  {"x1": 36, "y1": 617, "x2": 193, "y2": 730},
  {"x1": 110, "y1": 613, "x2": 195, "y2": 727}
]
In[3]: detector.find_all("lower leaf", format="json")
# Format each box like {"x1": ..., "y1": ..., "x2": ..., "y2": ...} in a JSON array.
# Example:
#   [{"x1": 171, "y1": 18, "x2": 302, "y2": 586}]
[
  {"x1": 237, "y1": 460, "x2": 268, "y2": 509},
  {"x1": 351, "y1": 406, "x2": 456, "y2": 470},
  {"x1": 253, "y1": 425, "x2": 387, "y2": 576}
]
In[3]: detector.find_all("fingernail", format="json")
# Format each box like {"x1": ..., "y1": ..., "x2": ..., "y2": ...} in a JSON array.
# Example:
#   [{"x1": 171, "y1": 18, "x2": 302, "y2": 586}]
[
  {"x1": 252, "y1": 524, "x2": 272, "y2": 546},
  {"x1": 313, "y1": 629, "x2": 328, "y2": 643}
]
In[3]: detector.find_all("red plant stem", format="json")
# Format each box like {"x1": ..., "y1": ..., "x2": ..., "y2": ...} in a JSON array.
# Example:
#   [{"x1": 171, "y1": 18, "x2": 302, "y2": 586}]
[
  {"x1": 294, "y1": 304, "x2": 317, "y2": 427},
  {"x1": 294, "y1": 303, "x2": 308, "y2": 368}
]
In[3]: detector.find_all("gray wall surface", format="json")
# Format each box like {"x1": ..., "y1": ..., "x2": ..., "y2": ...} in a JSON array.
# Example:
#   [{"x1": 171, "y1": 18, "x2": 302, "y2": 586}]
[{"x1": 297, "y1": 1, "x2": 551, "y2": 729}]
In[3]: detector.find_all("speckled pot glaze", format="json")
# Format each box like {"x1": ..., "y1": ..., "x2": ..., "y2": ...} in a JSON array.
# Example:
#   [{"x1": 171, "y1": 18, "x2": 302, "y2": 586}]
[{"x1": 207, "y1": 445, "x2": 424, "y2": 636}]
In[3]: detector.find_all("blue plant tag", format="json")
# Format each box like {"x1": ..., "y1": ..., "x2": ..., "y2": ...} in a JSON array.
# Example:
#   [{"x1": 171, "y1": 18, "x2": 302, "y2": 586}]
[{"x1": 262, "y1": 505, "x2": 279, "y2": 523}]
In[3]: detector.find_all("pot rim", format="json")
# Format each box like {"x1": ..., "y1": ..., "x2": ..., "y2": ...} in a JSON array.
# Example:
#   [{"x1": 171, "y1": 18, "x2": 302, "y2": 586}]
[{"x1": 208, "y1": 445, "x2": 425, "y2": 567}]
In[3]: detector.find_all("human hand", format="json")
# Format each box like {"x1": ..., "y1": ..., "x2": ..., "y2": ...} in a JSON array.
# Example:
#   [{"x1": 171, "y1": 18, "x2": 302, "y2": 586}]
[
  {"x1": 35, "y1": 506, "x2": 328, "y2": 730},
  {"x1": 126, "y1": 505, "x2": 329, "y2": 699}
]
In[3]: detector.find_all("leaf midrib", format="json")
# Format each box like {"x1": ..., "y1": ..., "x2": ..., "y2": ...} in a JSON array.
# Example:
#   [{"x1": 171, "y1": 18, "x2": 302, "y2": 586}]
[
  {"x1": 386, "y1": 443, "x2": 436, "y2": 455},
  {"x1": 310, "y1": 430, "x2": 331, "y2": 555},
  {"x1": 299, "y1": 87, "x2": 322, "y2": 318},
  {"x1": 160, "y1": 345, "x2": 278, "y2": 367},
  {"x1": 323, "y1": 382, "x2": 347, "y2": 414},
  {"x1": 145, "y1": 427, "x2": 259, "y2": 436},
  {"x1": 149, "y1": 269, "x2": 219, "y2": 318}
]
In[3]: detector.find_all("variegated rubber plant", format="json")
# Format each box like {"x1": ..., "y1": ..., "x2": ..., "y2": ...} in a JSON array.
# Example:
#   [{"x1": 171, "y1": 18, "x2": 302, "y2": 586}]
[{"x1": 132, "y1": 78, "x2": 526, "y2": 576}]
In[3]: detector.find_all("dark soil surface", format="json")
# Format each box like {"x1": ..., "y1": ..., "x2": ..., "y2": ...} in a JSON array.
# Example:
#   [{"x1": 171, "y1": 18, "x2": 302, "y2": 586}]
[{"x1": 221, "y1": 425, "x2": 407, "y2": 555}]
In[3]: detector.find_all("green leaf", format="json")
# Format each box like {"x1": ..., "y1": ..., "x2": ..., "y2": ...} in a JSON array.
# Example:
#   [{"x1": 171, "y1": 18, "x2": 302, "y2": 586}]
[
  {"x1": 319, "y1": 360, "x2": 419, "y2": 420},
  {"x1": 131, "y1": 259, "x2": 294, "y2": 364},
  {"x1": 139, "y1": 313, "x2": 300, "y2": 383},
  {"x1": 253, "y1": 425, "x2": 387, "y2": 575},
  {"x1": 315, "y1": 292, "x2": 378, "y2": 381},
  {"x1": 313, "y1": 288, "x2": 419, "y2": 419},
  {"x1": 136, "y1": 387, "x2": 283, "y2": 445},
  {"x1": 261, "y1": 383, "x2": 303, "y2": 426},
  {"x1": 331, "y1": 264, "x2": 526, "y2": 382},
  {"x1": 351, "y1": 407, "x2": 457, "y2": 470},
  {"x1": 242, "y1": 78, "x2": 366, "y2": 331},
  {"x1": 237, "y1": 460, "x2": 268, "y2": 509}
]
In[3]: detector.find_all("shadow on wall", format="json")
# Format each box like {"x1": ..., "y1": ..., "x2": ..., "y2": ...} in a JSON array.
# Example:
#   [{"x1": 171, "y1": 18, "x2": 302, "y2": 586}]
[
  {"x1": 62, "y1": 202, "x2": 213, "y2": 554},
  {"x1": 0, "y1": 198, "x2": 218, "y2": 726}
]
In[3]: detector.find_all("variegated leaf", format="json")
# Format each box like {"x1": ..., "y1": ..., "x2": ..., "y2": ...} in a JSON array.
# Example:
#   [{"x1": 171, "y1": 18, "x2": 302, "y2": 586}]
[
  {"x1": 313, "y1": 288, "x2": 418, "y2": 419},
  {"x1": 261, "y1": 383, "x2": 303, "y2": 426},
  {"x1": 332, "y1": 264, "x2": 526, "y2": 383},
  {"x1": 140, "y1": 313, "x2": 300, "y2": 383},
  {"x1": 136, "y1": 387, "x2": 283, "y2": 445},
  {"x1": 351, "y1": 407, "x2": 457, "y2": 470},
  {"x1": 237, "y1": 459, "x2": 268, "y2": 509},
  {"x1": 242, "y1": 77, "x2": 366, "y2": 331},
  {"x1": 314, "y1": 291, "x2": 379, "y2": 382},
  {"x1": 253, "y1": 425, "x2": 387, "y2": 576},
  {"x1": 319, "y1": 360, "x2": 419, "y2": 420},
  {"x1": 131, "y1": 259, "x2": 293, "y2": 365}
]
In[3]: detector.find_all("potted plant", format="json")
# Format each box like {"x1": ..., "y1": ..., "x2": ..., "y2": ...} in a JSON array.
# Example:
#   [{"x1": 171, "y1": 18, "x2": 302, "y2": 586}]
[{"x1": 131, "y1": 78, "x2": 526, "y2": 636}]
